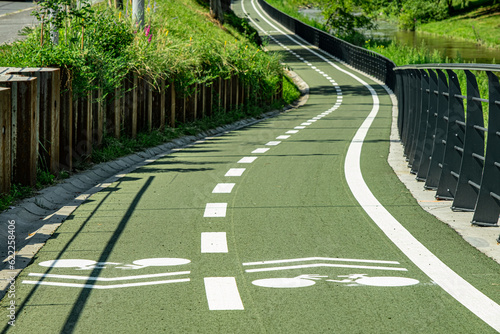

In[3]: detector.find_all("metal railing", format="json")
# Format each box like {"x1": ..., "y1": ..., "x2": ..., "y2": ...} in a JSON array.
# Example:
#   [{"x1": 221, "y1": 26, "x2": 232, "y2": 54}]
[
  {"x1": 257, "y1": 0, "x2": 397, "y2": 91},
  {"x1": 395, "y1": 64, "x2": 500, "y2": 227},
  {"x1": 258, "y1": 1, "x2": 500, "y2": 229}
]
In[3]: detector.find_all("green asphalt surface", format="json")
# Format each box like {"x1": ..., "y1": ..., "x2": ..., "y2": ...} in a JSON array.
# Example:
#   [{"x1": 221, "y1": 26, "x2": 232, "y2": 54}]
[{"x1": 2, "y1": 1, "x2": 500, "y2": 333}]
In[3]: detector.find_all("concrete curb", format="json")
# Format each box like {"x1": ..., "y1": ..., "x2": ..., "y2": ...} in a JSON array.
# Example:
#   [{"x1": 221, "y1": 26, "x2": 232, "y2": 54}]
[
  {"x1": 385, "y1": 88, "x2": 500, "y2": 265},
  {"x1": 0, "y1": 70, "x2": 309, "y2": 299}
]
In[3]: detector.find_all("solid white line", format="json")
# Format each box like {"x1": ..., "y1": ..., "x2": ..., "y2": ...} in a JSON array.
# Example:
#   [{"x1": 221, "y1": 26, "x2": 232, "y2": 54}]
[
  {"x1": 27, "y1": 271, "x2": 190, "y2": 281},
  {"x1": 204, "y1": 277, "x2": 244, "y2": 310},
  {"x1": 245, "y1": 263, "x2": 407, "y2": 273},
  {"x1": 225, "y1": 168, "x2": 245, "y2": 176},
  {"x1": 201, "y1": 232, "x2": 228, "y2": 253},
  {"x1": 242, "y1": 257, "x2": 400, "y2": 266},
  {"x1": 252, "y1": 148, "x2": 270, "y2": 153},
  {"x1": 212, "y1": 183, "x2": 236, "y2": 194},
  {"x1": 203, "y1": 203, "x2": 228, "y2": 217},
  {"x1": 238, "y1": 157, "x2": 258, "y2": 163},
  {"x1": 22, "y1": 278, "x2": 190, "y2": 289},
  {"x1": 246, "y1": 0, "x2": 500, "y2": 330}
]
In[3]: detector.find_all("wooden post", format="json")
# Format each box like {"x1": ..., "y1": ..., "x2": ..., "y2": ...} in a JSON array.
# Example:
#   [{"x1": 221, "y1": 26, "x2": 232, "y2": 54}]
[
  {"x1": 201, "y1": 83, "x2": 206, "y2": 119},
  {"x1": 0, "y1": 68, "x2": 61, "y2": 174},
  {"x1": 235, "y1": 77, "x2": 239, "y2": 107},
  {"x1": 175, "y1": 82, "x2": 186, "y2": 124},
  {"x1": 105, "y1": 86, "x2": 121, "y2": 139},
  {"x1": 92, "y1": 89, "x2": 104, "y2": 147},
  {"x1": 169, "y1": 82, "x2": 176, "y2": 128},
  {"x1": 147, "y1": 81, "x2": 153, "y2": 132},
  {"x1": 0, "y1": 75, "x2": 38, "y2": 187},
  {"x1": 0, "y1": 87, "x2": 11, "y2": 193},
  {"x1": 74, "y1": 92, "x2": 92, "y2": 163},
  {"x1": 59, "y1": 69, "x2": 73, "y2": 171},
  {"x1": 160, "y1": 79, "x2": 166, "y2": 129},
  {"x1": 223, "y1": 78, "x2": 228, "y2": 112},
  {"x1": 137, "y1": 76, "x2": 146, "y2": 132},
  {"x1": 123, "y1": 73, "x2": 138, "y2": 138},
  {"x1": 193, "y1": 83, "x2": 198, "y2": 121}
]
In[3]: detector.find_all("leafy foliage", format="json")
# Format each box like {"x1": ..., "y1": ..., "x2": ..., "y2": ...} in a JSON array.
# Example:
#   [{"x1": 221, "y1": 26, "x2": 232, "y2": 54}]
[{"x1": 320, "y1": 0, "x2": 376, "y2": 37}]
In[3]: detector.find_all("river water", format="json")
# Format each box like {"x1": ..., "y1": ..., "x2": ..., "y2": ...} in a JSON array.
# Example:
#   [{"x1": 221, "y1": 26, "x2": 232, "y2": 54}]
[{"x1": 299, "y1": 8, "x2": 500, "y2": 64}]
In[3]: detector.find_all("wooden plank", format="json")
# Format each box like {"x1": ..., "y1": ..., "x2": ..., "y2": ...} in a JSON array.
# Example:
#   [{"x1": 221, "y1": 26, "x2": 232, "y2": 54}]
[
  {"x1": 74, "y1": 91, "x2": 92, "y2": 163},
  {"x1": 59, "y1": 69, "x2": 73, "y2": 171},
  {"x1": 92, "y1": 89, "x2": 104, "y2": 147},
  {"x1": 0, "y1": 68, "x2": 61, "y2": 174},
  {"x1": 0, "y1": 87, "x2": 11, "y2": 193},
  {"x1": 0, "y1": 75, "x2": 38, "y2": 186}
]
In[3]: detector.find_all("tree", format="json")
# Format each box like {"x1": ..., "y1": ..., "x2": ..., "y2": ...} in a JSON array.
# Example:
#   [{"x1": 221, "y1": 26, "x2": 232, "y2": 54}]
[
  {"x1": 320, "y1": 0, "x2": 375, "y2": 37},
  {"x1": 221, "y1": 0, "x2": 231, "y2": 13},
  {"x1": 210, "y1": 0, "x2": 224, "y2": 23}
]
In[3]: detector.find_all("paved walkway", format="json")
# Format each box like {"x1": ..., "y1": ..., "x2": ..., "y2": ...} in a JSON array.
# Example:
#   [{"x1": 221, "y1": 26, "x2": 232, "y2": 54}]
[
  {"x1": 0, "y1": 1, "x2": 37, "y2": 45},
  {"x1": 0, "y1": 0, "x2": 499, "y2": 332}
]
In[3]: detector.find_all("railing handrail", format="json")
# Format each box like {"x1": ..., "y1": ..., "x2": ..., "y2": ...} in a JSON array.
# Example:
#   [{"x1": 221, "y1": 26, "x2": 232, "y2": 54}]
[
  {"x1": 258, "y1": 0, "x2": 396, "y2": 66},
  {"x1": 395, "y1": 63, "x2": 500, "y2": 72}
]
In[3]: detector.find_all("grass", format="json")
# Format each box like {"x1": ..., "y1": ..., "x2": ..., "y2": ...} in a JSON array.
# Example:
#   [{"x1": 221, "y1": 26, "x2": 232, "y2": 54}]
[{"x1": 419, "y1": 3, "x2": 500, "y2": 48}]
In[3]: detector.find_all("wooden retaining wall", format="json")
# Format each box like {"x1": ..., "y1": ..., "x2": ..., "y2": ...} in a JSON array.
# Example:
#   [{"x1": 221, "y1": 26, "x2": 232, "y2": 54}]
[{"x1": 0, "y1": 67, "x2": 282, "y2": 193}]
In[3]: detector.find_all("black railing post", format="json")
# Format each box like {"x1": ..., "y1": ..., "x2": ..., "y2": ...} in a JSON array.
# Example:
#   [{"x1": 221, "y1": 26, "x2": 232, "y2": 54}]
[
  {"x1": 436, "y1": 70, "x2": 465, "y2": 200},
  {"x1": 471, "y1": 71, "x2": 500, "y2": 226},
  {"x1": 452, "y1": 70, "x2": 486, "y2": 211},
  {"x1": 411, "y1": 70, "x2": 430, "y2": 175},
  {"x1": 417, "y1": 69, "x2": 438, "y2": 181},
  {"x1": 425, "y1": 69, "x2": 449, "y2": 190},
  {"x1": 408, "y1": 70, "x2": 423, "y2": 170}
]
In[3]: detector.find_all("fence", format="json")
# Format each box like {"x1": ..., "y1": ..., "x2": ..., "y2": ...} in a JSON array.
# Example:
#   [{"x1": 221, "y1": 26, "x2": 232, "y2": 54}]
[
  {"x1": 395, "y1": 64, "x2": 500, "y2": 227},
  {"x1": 0, "y1": 67, "x2": 282, "y2": 193},
  {"x1": 257, "y1": 0, "x2": 396, "y2": 91}
]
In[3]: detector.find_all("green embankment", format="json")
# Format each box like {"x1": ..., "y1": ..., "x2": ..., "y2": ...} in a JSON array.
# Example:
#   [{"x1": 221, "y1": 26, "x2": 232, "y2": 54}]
[
  {"x1": 419, "y1": 3, "x2": 500, "y2": 49},
  {"x1": 0, "y1": 0, "x2": 301, "y2": 211}
]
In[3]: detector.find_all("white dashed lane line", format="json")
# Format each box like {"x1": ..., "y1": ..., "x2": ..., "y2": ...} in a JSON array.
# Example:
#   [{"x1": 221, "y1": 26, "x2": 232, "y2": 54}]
[
  {"x1": 201, "y1": 232, "x2": 229, "y2": 253},
  {"x1": 203, "y1": 203, "x2": 228, "y2": 218},
  {"x1": 246, "y1": 0, "x2": 500, "y2": 330},
  {"x1": 201, "y1": 0, "x2": 345, "y2": 312}
]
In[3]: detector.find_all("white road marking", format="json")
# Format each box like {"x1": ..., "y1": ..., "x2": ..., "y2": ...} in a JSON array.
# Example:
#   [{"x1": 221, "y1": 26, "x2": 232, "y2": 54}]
[
  {"x1": 203, "y1": 203, "x2": 228, "y2": 217},
  {"x1": 245, "y1": 0, "x2": 500, "y2": 330},
  {"x1": 276, "y1": 135, "x2": 290, "y2": 140},
  {"x1": 204, "y1": 277, "x2": 244, "y2": 310},
  {"x1": 266, "y1": 141, "x2": 281, "y2": 146},
  {"x1": 301, "y1": 122, "x2": 312, "y2": 126},
  {"x1": 212, "y1": 183, "x2": 236, "y2": 194},
  {"x1": 27, "y1": 271, "x2": 190, "y2": 281},
  {"x1": 201, "y1": 232, "x2": 228, "y2": 253},
  {"x1": 238, "y1": 157, "x2": 258, "y2": 163},
  {"x1": 252, "y1": 277, "x2": 316, "y2": 288},
  {"x1": 242, "y1": 257, "x2": 401, "y2": 266},
  {"x1": 225, "y1": 168, "x2": 245, "y2": 176},
  {"x1": 294, "y1": 126, "x2": 306, "y2": 129},
  {"x1": 286, "y1": 130, "x2": 299, "y2": 134},
  {"x1": 245, "y1": 263, "x2": 407, "y2": 273},
  {"x1": 22, "y1": 278, "x2": 190, "y2": 289},
  {"x1": 252, "y1": 148, "x2": 270, "y2": 153}
]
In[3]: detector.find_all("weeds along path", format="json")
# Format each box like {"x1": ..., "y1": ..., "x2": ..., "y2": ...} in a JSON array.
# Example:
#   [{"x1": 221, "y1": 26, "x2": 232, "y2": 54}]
[{"x1": 1, "y1": 0, "x2": 500, "y2": 333}]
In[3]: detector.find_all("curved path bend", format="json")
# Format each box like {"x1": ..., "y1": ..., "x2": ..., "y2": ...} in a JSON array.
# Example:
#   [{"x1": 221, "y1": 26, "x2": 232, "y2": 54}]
[{"x1": 1, "y1": 1, "x2": 500, "y2": 333}]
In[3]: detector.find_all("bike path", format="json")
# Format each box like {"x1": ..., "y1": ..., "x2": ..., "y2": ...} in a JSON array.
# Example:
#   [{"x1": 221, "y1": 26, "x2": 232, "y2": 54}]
[{"x1": 1, "y1": 0, "x2": 499, "y2": 332}]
